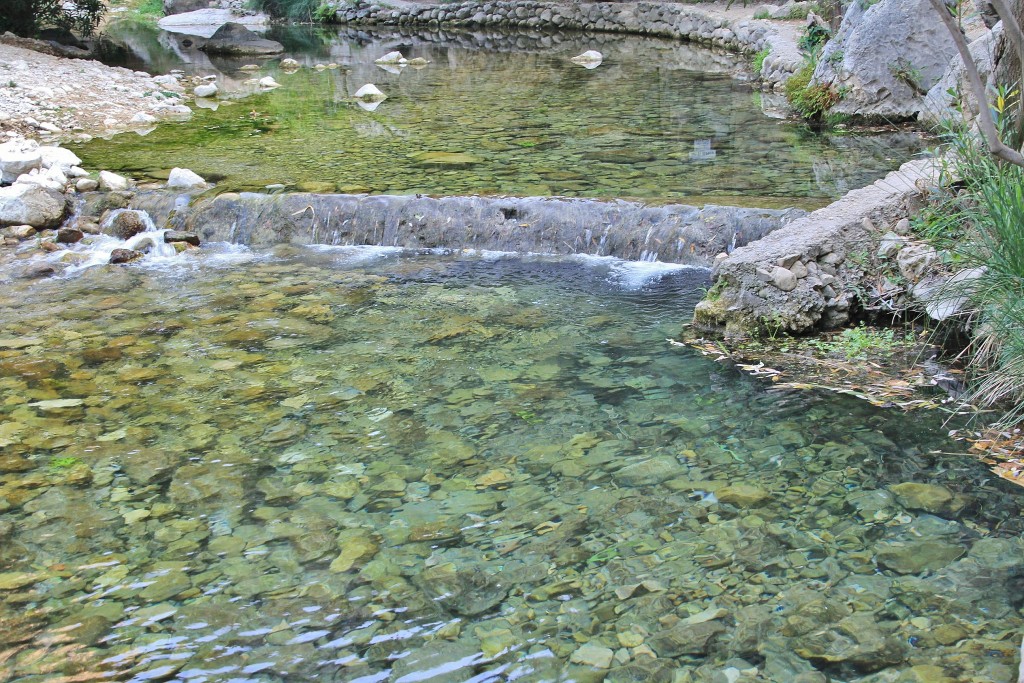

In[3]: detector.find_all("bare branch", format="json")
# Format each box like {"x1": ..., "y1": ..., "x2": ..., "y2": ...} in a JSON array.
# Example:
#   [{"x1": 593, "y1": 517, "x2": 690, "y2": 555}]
[
  {"x1": 928, "y1": 0, "x2": 1024, "y2": 166},
  {"x1": 990, "y1": 0, "x2": 1024, "y2": 69}
]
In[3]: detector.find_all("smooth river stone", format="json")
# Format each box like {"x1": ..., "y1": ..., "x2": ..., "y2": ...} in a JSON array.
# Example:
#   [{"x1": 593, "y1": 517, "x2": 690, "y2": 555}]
[{"x1": 874, "y1": 539, "x2": 965, "y2": 574}]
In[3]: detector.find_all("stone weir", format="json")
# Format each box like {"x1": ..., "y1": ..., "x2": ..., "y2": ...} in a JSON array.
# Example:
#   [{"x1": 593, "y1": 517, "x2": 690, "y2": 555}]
[
  {"x1": 330, "y1": 0, "x2": 803, "y2": 90},
  {"x1": 126, "y1": 191, "x2": 804, "y2": 265}
]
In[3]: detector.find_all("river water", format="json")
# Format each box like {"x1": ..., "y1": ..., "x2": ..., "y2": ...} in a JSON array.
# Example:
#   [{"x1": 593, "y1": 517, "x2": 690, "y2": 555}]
[
  {"x1": 0, "y1": 245, "x2": 1021, "y2": 682},
  {"x1": 74, "y1": 24, "x2": 927, "y2": 206}
]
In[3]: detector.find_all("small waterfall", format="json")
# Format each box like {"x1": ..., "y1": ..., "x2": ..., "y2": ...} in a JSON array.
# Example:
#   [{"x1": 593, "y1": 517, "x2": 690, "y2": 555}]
[
  {"x1": 39, "y1": 208, "x2": 183, "y2": 276},
  {"x1": 127, "y1": 191, "x2": 806, "y2": 266}
]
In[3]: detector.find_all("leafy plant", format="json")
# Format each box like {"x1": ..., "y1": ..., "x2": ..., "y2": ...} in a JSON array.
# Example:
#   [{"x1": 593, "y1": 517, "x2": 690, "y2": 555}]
[
  {"x1": 249, "y1": 0, "x2": 338, "y2": 22},
  {"x1": 313, "y1": 2, "x2": 337, "y2": 23},
  {"x1": 753, "y1": 9, "x2": 771, "y2": 19},
  {"x1": 797, "y1": 23, "x2": 831, "y2": 55},
  {"x1": 811, "y1": 325, "x2": 911, "y2": 360},
  {"x1": 784, "y1": 62, "x2": 841, "y2": 121},
  {"x1": 0, "y1": 0, "x2": 105, "y2": 37},
  {"x1": 751, "y1": 47, "x2": 770, "y2": 75},
  {"x1": 50, "y1": 456, "x2": 82, "y2": 470},
  {"x1": 890, "y1": 58, "x2": 926, "y2": 95},
  {"x1": 919, "y1": 94, "x2": 1024, "y2": 426}
]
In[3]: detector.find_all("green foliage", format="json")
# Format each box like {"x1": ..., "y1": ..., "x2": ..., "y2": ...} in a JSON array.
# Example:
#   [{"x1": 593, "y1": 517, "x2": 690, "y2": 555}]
[
  {"x1": 313, "y1": 2, "x2": 337, "y2": 22},
  {"x1": 0, "y1": 0, "x2": 106, "y2": 37},
  {"x1": 920, "y1": 90, "x2": 1024, "y2": 425},
  {"x1": 135, "y1": 0, "x2": 165, "y2": 18},
  {"x1": 753, "y1": 9, "x2": 771, "y2": 19},
  {"x1": 810, "y1": 325, "x2": 912, "y2": 360},
  {"x1": 784, "y1": 62, "x2": 841, "y2": 121},
  {"x1": 248, "y1": 0, "x2": 337, "y2": 22},
  {"x1": 797, "y1": 23, "x2": 831, "y2": 55},
  {"x1": 890, "y1": 58, "x2": 925, "y2": 95},
  {"x1": 751, "y1": 47, "x2": 770, "y2": 75},
  {"x1": 50, "y1": 456, "x2": 82, "y2": 470}
]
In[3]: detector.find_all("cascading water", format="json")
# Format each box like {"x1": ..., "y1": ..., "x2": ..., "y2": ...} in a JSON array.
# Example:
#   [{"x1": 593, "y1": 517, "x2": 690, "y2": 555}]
[{"x1": 38, "y1": 208, "x2": 181, "y2": 276}]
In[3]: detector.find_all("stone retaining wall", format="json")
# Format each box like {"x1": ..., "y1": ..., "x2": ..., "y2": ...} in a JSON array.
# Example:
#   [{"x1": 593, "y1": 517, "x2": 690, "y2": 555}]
[
  {"x1": 692, "y1": 158, "x2": 937, "y2": 336},
  {"x1": 331, "y1": 0, "x2": 803, "y2": 89}
]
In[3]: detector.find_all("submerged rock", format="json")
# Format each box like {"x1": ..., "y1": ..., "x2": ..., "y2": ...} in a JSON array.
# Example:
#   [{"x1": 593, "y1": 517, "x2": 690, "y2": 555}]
[
  {"x1": 648, "y1": 620, "x2": 725, "y2": 657},
  {"x1": 411, "y1": 151, "x2": 480, "y2": 167},
  {"x1": 569, "y1": 643, "x2": 614, "y2": 669},
  {"x1": 875, "y1": 539, "x2": 965, "y2": 574},
  {"x1": 888, "y1": 482, "x2": 956, "y2": 515},
  {"x1": 418, "y1": 564, "x2": 510, "y2": 616},
  {"x1": 716, "y1": 483, "x2": 770, "y2": 508}
]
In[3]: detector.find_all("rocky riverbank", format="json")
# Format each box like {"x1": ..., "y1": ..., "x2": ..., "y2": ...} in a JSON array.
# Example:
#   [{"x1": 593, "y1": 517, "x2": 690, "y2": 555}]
[{"x1": 0, "y1": 37, "x2": 191, "y2": 139}]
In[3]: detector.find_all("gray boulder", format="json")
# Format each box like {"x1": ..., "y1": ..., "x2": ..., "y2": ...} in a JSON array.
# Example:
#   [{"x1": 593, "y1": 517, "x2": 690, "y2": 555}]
[
  {"x1": 201, "y1": 22, "x2": 283, "y2": 55},
  {"x1": 812, "y1": 0, "x2": 958, "y2": 120},
  {"x1": 0, "y1": 183, "x2": 66, "y2": 228},
  {"x1": 921, "y1": 24, "x2": 1001, "y2": 129}
]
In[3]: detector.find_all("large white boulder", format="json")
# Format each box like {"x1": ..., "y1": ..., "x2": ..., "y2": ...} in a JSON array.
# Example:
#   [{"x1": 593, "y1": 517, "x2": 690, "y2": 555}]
[
  {"x1": 354, "y1": 84, "x2": 386, "y2": 102},
  {"x1": 194, "y1": 83, "x2": 218, "y2": 98},
  {"x1": 0, "y1": 139, "x2": 42, "y2": 184},
  {"x1": 157, "y1": 9, "x2": 269, "y2": 39},
  {"x1": 38, "y1": 146, "x2": 82, "y2": 175},
  {"x1": 167, "y1": 167, "x2": 207, "y2": 190},
  {"x1": 811, "y1": 0, "x2": 958, "y2": 120},
  {"x1": 99, "y1": 171, "x2": 129, "y2": 192},
  {"x1": 570, "y1": 50, "x2": 603, "y2": 69},
  {"x1": 375, "y1": 51, "x2": 406, "y2": 65},
  {"x1": 0, "y1": 183, "x2": 66, "y2": 228}
]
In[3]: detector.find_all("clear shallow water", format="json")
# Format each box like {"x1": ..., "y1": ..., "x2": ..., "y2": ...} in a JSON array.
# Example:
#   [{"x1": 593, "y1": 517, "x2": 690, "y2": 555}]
[
  {"x1": 0, "y1": 248, "x2": 1021, "y2": 682},
  {"x1": 75, "y1": 26, "x2": 926, "y2": 205}
]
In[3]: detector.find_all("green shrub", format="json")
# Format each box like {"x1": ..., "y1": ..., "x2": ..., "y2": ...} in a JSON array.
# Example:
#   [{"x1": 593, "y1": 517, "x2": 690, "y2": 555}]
[
  {"x1": 751, "y1": 47, "x2": 770, "y2": 75},
  {"x1": 797, "y1": 23, "x2": 831, "y2": 54},
  {"x1": 0, "y1": 0, "x2": 105, "y2": 37},
  {"x1": 815, "y1": 325, "x2": 911, "y2": 360},
  {"x1": 248, "y1": 0, "x2": 335, "y2": 22},
  {"x1": 784, "y1": 62, "x2": 841, "y2": 120}
]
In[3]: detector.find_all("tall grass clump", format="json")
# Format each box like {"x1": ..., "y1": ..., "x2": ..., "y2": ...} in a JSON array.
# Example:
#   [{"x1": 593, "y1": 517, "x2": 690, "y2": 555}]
[{"x1": 925, "y1": 93, "x2": 1024, "y2": 426}]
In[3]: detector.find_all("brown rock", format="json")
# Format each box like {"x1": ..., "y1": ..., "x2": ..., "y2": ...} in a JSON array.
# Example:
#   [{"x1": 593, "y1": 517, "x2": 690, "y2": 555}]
[
  {"x1": 105, "y1": 211, "x2": 148, "y2": 240},
  {"x1": 56, "y1": 227, "x2": 84, "y2": 243},
  {"x1": 164, "y1": 230, "x2": 200, "y2": 246},
  {"x1": 109, "y1": 248, "x2": 143, "y2": 264}
]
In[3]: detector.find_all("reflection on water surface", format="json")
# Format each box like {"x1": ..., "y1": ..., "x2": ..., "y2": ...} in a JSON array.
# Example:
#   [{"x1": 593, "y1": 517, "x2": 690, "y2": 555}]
[
  {"x1": 75, "y1": 26, "x2": 927, "y2": 205},
  {"x1": 0, "y1": 248, "x2": 1020, "y2": 682}
]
